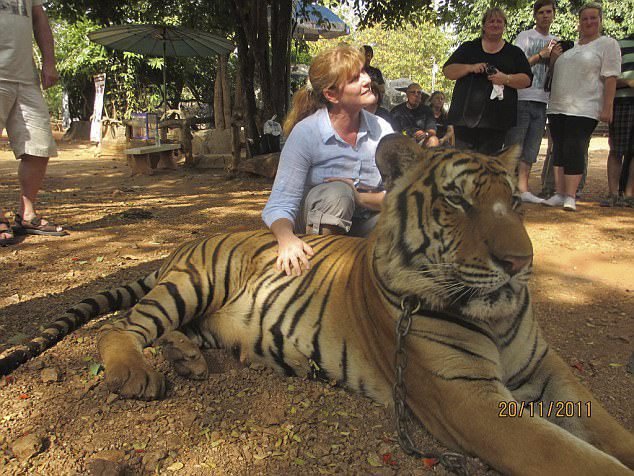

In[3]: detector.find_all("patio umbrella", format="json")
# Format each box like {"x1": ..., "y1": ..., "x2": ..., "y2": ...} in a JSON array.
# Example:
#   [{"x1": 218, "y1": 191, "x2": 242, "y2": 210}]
[
  {"x1": 293, "y1": 3, "x2": 350, "y2": 41},
  {"x1": 88, "y1": 24, "x2": 235, "y2": 112}
]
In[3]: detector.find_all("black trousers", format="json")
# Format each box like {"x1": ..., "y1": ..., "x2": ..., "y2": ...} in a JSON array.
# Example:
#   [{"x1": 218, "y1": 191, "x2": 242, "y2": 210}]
[{"x1": 548, "y1": 114, "x2": 597, "y2": 175}]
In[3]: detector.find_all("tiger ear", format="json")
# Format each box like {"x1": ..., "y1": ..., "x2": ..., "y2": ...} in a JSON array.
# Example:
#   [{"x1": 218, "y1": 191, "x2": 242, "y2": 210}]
[
  {"x1": 375, "y1": 134, "x2": 425, "y2": 191},
  {"x1": 496, "y1": 144, "x2": 521, "y2": 177}
]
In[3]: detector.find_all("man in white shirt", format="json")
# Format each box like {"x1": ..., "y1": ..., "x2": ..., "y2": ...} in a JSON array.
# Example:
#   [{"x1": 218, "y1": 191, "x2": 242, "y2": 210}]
[
  {"x1": 505, "y1": 0, "x2": 557, "y2": 204},
  {"x1": 0, "y1": 0, "x2": 66, "y2": 245}
]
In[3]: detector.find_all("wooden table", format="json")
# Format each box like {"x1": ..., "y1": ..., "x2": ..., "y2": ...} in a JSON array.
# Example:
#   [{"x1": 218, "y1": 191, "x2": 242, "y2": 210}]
[{"x1": 124, "y1": 143, "x2": 181, "y2": 175}]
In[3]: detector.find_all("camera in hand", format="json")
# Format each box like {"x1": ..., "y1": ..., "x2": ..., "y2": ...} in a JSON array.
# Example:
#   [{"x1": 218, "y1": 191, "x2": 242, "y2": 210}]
[
  {"x1": 485, "y1": 64, "x2": 498, "y2": 75},
  {"x1": 556, "y1": 40, "x2": 574, "y2": 52}
]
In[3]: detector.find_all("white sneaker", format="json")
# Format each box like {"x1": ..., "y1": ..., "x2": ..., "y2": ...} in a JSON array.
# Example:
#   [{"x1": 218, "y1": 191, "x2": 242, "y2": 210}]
[
  {"x1": 520, "y1": 191, "x2": 544, "y2": 204},
  {"x1": 542, "y1": 193, "x2": 565, "y2": 207},
  {"x1": 563, "y1": 196, "x2": 576, "y2": 211}
]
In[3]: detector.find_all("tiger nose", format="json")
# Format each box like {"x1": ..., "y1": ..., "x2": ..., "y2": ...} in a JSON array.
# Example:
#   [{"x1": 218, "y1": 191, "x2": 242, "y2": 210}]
[{"x1": 498, "y1": 254, "x2": 532, "y2": 276}]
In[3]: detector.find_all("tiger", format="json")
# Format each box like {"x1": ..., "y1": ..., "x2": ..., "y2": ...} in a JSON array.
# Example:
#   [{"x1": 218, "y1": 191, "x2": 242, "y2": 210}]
[{"x1": 1, "y1": 134, "x2": 632, "y2": 475}]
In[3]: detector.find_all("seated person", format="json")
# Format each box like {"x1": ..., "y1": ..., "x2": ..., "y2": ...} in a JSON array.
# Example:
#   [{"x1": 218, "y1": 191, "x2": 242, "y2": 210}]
[
  {"x1": 262, "y1": 45, "x2": 393, "y2": 277},
  {"x1": 364, "y1": 81, "x2": 395, "y2": 128},
  {"x1": 428, "y1": 91, "x2": 454, "y2": 146},
  {"x1": 390, "y1": 83, "x2": 439, "y2": 147}
]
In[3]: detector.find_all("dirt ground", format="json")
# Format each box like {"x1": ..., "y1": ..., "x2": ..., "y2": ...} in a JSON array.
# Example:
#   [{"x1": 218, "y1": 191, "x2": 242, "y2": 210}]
[{"x1": 0, "y1": 133, "x2": 632, "y2": 475}]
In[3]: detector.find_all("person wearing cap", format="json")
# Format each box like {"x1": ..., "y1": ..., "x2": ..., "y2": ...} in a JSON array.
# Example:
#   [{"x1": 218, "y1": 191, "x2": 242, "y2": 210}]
[{"x1": 390, "y1": 83, "x2": 439, "y2": 147}]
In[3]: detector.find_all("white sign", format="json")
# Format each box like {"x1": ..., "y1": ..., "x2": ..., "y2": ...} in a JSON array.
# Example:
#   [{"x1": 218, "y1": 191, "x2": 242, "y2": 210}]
[{"x1": 90, "y1": 73, "x2": 106, "y2": 143}]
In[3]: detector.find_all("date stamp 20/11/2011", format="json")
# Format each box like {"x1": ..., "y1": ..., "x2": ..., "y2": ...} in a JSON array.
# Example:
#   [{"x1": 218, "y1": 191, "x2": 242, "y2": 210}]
[{"x1": 498, "y1": 401, "x2": 592, "y2": 418}]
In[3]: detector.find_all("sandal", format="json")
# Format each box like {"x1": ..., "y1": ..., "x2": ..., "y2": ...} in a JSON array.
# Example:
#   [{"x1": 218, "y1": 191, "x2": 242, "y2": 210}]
[
  {"x1": 13, "y1": 213, "x2": 69, "y2": 237},
  {"x1": 0, "y1": 219, "x2": 17, "y2": 246}
]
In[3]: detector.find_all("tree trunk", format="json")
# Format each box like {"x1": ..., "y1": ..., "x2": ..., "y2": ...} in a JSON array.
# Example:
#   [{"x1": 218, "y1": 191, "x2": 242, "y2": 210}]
[
  {"x1": 220, "y1": 54, "x2": 232, "y2": 129},
  {"x1": 214, "y1": 59, "x2": 225, "y2": 129},
  {"x1": 232, "y1": 0, "x2": 260, "y2": 147},
  {"x1": 231, "y1": 0, "x2": 293, "y2": 142},
  {"x1": 269, "y1": 0, "x2": 292, "y2": 119}
]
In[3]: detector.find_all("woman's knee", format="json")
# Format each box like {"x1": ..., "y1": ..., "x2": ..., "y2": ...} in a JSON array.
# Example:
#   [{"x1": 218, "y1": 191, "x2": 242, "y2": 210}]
[{"x1": 303, "y1": 182, "x2": 356, "y2": 234}]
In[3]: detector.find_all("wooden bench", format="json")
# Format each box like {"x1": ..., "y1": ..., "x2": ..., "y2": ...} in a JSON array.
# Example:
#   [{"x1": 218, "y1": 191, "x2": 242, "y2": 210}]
[{"x1": 124, "y1": 143, "x2": 181, "y2": 176}]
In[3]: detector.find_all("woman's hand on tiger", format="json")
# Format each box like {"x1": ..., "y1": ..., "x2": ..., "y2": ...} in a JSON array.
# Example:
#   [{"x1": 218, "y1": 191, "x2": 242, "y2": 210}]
[{"x1": 276, "y1": 235, "x2": 314, "y2": 277}]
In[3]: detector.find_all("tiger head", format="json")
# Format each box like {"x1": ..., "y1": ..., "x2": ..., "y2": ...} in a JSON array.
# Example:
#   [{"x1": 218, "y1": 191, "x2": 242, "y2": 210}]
[{"x1": 373, "y1": 134, "x2": 533, "y2": 322}]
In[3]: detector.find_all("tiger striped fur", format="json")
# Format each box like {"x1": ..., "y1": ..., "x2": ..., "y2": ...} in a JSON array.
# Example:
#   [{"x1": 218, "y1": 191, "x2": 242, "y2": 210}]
[{"x1": 3, "y1": 135, "x2": 633, "y2": 475}]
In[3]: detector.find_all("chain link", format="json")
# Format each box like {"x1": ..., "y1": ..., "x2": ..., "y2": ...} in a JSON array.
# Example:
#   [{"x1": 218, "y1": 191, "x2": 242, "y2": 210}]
[{"x1": 393, "y1": 295, "x2": 468, "y2": 475}]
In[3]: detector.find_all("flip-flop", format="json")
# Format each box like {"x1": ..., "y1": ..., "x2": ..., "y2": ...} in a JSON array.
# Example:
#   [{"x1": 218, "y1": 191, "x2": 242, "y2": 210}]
[
  {"x1": 13, "y1": 213, "x2": 69, "y2": 237},
  {"x1": 0, "y1": 221, "x2": 18, "y2": 246}
]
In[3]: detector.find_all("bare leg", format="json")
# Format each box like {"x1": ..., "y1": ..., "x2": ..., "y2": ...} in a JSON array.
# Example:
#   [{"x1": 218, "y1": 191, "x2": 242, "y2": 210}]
[
  {"x1": 18, "y1": 154, "x2": 49, "y2": 220},
  {"x1": 553, "y1": 166, "x2": 565, "y2": 195},
  {"x1": 625, "y1": 155, "x2": 634, "y2": 197},
  {"x1": 518, "y1": 161, "x2": 532, "y2": 193},
  {"x1": 606, "y1": 151, "x2": 622, "y2": 196},
  {"x1": 564, "y1": 174, "x2": 583, "y2": 199}
]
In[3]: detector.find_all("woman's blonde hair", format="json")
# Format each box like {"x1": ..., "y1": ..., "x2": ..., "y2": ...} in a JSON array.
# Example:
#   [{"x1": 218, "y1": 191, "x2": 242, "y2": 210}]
[
  {"x1": 579, "y1": 2, "x2": 603, "y2": 20},
  {"x1": 481, "y1": 7, "x2": 507, "y2": 32},
  {"x1": 283, "y1": 45, "x2": 365, "y2": 136}
]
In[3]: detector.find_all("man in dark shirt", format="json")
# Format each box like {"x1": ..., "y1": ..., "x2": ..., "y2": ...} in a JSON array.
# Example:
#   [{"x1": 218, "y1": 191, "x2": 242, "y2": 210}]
[
  {"x1": 390, "y1": 83, "x2": 439, "y2": 147},
  {"x1": 363, "y1": 45, "x2": 385, "y2": 95}
]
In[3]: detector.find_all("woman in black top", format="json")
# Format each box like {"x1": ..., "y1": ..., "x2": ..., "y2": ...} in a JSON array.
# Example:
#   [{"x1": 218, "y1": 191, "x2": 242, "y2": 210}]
[{"x1": 443, "y1": 7, "x2": 532, "y2": 154}]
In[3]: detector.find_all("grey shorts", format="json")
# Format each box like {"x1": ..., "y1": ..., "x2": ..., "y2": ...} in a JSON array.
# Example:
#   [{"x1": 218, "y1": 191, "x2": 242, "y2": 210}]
[
  {"x1": 505, "y1": 100, "x2": 546, "y2": 165},
  {"x1": 0, "y1": 80, "x2": 57, "y2": 159},
  {"x1": 295, "y1": 181, "x2": 380, "y2": 237}
]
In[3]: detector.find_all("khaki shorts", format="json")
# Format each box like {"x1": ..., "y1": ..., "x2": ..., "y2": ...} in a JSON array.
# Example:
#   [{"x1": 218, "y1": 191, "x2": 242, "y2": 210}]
[
  {"x1": 296, "y1": 181, "x2": 380, "y2": 237},
  {"x1": 0, "y1": 80, "x2": 57, "y2": 159}
]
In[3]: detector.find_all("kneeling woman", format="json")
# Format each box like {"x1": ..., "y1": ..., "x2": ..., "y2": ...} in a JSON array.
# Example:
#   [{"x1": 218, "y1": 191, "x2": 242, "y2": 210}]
[{"x1": 262, "y1": 45, "x2": 393, "y2": 276}]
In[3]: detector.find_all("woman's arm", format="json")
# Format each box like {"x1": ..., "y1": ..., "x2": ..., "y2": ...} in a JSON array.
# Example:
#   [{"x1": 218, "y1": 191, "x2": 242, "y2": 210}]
[
  {"x1": 270, "y1": 218, "x2": 314, "y2": 276},
  {"x1": 32, "y1": 5, "x2": 58, "y2": 89},
  {"x1": 489, "y1": 71, "x2": 531, "y2": 89},
  {"x1": 443, "y1": 62, "x2": 487, "y2": 80},
  {"x1": 600, "y1": 76, "x2": 617, "y2": 124}
]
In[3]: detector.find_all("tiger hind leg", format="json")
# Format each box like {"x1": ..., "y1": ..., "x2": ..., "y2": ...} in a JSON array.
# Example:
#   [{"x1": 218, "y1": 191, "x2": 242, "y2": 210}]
[{"x1": 159, "y1": 330, "x2": 208, "y2": 380}]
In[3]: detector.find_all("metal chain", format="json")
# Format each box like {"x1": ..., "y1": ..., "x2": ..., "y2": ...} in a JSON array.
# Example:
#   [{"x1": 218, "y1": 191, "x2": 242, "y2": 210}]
[{"x1": 393, "y1": 295, "x2": 468, "y2": 475}]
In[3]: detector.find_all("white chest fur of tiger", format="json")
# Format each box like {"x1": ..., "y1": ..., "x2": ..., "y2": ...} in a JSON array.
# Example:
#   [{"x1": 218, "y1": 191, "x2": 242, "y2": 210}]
[{"x1": 2, "y1": 135, "x2": 632, "y2": 475}]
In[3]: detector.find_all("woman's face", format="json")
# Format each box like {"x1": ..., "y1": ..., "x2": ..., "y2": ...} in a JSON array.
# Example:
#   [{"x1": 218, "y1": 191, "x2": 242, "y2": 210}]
[
  {"x1": 431, "y1": 94, "x2": 445, "y2": 108},
  {"x1": 579, "y1": 8, "x2": 601, "y2": 39},
  {"x1": 329, "y1": 66, "x2": 374, "y2": 111},
  {"x1": 483, "y1": 13, "x2": 506, "y2": 37}
]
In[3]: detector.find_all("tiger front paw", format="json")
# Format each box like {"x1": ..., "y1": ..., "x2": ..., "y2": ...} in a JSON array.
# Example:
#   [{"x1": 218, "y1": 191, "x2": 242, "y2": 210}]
[
  {"x1": 98, "y1": 328, "x2": 166, "y2": 400},
  {"x1": 104, "y1": 358, "x2": 166, "y2": 400}
]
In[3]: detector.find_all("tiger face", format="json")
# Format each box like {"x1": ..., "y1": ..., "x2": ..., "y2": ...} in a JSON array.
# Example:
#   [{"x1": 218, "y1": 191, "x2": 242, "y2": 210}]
[{"x1": 375, "y1": 135, "x2": 533, "y2": 321}]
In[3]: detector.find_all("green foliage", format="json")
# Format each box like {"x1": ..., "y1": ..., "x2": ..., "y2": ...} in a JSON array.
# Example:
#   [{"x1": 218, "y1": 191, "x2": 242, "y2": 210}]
[
  {"x1": 307, "y1": 21, "x2": 455, "y2": 95},
  {"x1": 446, "y1": 0, "x2": 633, "y2": 44}
]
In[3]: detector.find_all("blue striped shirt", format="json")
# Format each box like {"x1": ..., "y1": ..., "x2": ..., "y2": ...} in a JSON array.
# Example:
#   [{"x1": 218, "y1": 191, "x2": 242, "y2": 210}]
[{"x1": 262, "y1": 107, "x2": 393, "y2": 228}]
